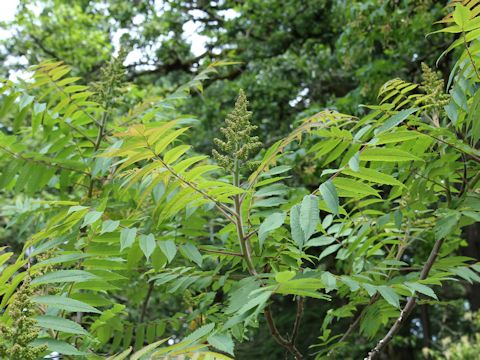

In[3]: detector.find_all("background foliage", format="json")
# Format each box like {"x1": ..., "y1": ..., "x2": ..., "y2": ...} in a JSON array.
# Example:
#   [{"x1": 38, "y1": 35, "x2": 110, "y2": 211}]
[{"x1": 0, "y1": 0, "x2": 479, "y2": 359}]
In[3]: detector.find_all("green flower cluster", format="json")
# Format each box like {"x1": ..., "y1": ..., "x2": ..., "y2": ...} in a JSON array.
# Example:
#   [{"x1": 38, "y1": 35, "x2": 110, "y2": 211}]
[
  {"x1": 213, "y1": 89, "x2": 262, "y2": 174},
  {"x1": 420, "y1": 62, "x2": 449, "y2": 111},
  {"x1": 91, "y1": 47, "x2": 127, "y2": 106},
  {"x1": 0, "y1": 278, "x2": 47, "y2": 360}
]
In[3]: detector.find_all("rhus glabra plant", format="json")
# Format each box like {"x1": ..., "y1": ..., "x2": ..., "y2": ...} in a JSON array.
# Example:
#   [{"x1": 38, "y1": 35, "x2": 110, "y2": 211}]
[{"x1": 0, "y1": 1, "x2": 480, "y2": 359}]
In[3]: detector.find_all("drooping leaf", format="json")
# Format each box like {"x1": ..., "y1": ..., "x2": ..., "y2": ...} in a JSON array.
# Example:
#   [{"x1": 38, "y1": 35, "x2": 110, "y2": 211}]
[
  {"x1": 319, "y1": 244, "x2": 341, "y2": 260},
  {"x1": 32, "y1": 295, "x2": 101, "y2": 313},
  {"x1": 139, "y1": 234, "x2": 156, "y2": 261},
  {"x1": 343, "y1": 167, "x2": 404, "y2": 187},
  {"x1": 180, "y1": 243, "x2": 203, "y2": 266},
  {"x1": 101, "y1": 220, "x2": 120, "y2": 234},
  {"x1": 31, "y1": 270, "x2": 97, "y2": 285},
  {"x1": 31, "y1": 338, "x2": 87, "y2": 356},
  {"x1": 207, "y1": 333, "x2": 235, "y2": 355},
  {"x1": 300, "y1": 195, "x2": 320, "y2": 243},
  {"x1": 319, "y1": 180, "x2": 339, "y2": 215},
  {"x1": 181, "y1": 323, "x2": 215, "y2": 345},
  {"x1": 82, "y1": 211, "x2": 103, "y2": 228},
  {"x1": 377, "y1": 286, "x2": 400, "y2": 308},
  {"x1": 348, "y1": 152, "x2": 360, "y2": 172},
  {"x1": 131, "y1": 339, "x2": 169, "y2": 360},
  {"x1": 34, "y1": 315, "x2": 88, "y2": 335},
  {"x1": 404, "y1": 282, "x2": 438, "y2": 300},
  {"x1": 120, "y1": 227, "x2": 137, "y2": 251},
  {"x1": 375, "y1": 108, "x2": 418, "y2": 134},
  {"x1": 158, "y1": 240, "x2": 177, "y2": 263},
  {"x1": 258, "y1": 212, "x2": 286, "y2": 249},
  {"x1": 290, "y1": 204, "x2": 304, "y2": 248},
  {"x1": 305, "y1": 236, "x2": 336, "y2": 247},
  {"x1": 275, "y1": 271, "x2": 296, "y2": 283},
  {"x1": 434, "y1": 211, "x2": 460, "y2": 239},
  {"x1": 361, "y1": 148, "x2": 421, "y2": 162}
]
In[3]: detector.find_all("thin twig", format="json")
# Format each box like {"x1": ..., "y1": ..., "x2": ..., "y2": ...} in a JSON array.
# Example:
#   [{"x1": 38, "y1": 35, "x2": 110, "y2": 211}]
[
  {"x1": 291, "y1": 297, "x2": 304, "y2": 343},
  {"x1": 463, "y1": 31, "x2": 480, "y2": 82},
  {"x1": 0, "y1": 145, "x2": 90, "y2": 176},
  {"x1": 140, "y1": 282, "x2": 154, "y2": 323},
  {"x1": 365, "y1": 238, "x2": 444, "y2": 359},
  {"x1": 199, "y1": 248, "x2": 243, "y2": 257},
  {"x1": 264, "y1": 307, "x2": 304, "y2": 360},
  {"x1": 144, "y1": 140, "x2": 236, "y2": 224},
  {"x1": 233, "y1": 153, "x2": 257, "y2": 275},
  {"x1": 330, "y1": 231, "x2": 409, "y2": 355},
  {"x1": 408, "y1": 126, "x2": 480, "y2": 163}
]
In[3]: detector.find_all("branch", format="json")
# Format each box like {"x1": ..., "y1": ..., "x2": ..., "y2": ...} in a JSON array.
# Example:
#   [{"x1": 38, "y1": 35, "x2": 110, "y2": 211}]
[
  {"x1": 233, "y1": 156, "x2": 257, "y2": 276},
  {"x1": 291, "y1": 296, "x2": 304, "y2": 344},
  {"x1": 365, "y1": 237, "x2": 444, "y2": 359},
  {"x1": 0, "y1": 144, "x2": 90, "y2": 176},
  {"x1": 408, "y1": 126, "x2": 480, "y2": 163},
  {"x1": 88, "y1": 74, "x2": 113, "y2": 197},
  {"x1": 29, "y1": 34, "x2": 62, "y2": 61},
  {"x1": 140, "y1": 282, "x2": 154, "y2": 323},
  {"x1": 463, "y1": 31, "x2": 480, "y2": 82},
  {"x1": 36, "y1": 65, "x2": 103, "y2": 130},
  {"x1": 264, "y1": 307, "x2": 304, "y2": 360},
  {"x1": 127, "y1": 51, "x2": 210, "y2": 80},
  {"x1": 145, "y1": 141, "x2": 236, "y2": 224}
]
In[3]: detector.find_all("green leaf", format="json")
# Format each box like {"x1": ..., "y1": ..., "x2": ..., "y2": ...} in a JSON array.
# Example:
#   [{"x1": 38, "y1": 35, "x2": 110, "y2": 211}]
[
  {"x1": 158, "y1": 240, "x2": 177, "y2": 263},
  {"x1": 305, "y1": 236, "x2": 336, "y2": 247},
  {"x1": 263, "y1": 165, "x2": 291, "y2": 176},
  {"x1": 363, "y1": 283, "x2": 378, "y2": 297},
  {"x1": 106, "y1": 347, "x2": 133, "y2": 360},
  {"x1": 68, "y1": 205, "x2": 89, "y2": 214},
  {"x1": 33, "y1": 253, "x2": 89, "y2": 268},
  {"x1": 453, "y1": 4, "x2": 470, "y2": 27},
  {"x1": 131, "y1": 339, "x2": 168, "y2": 360},
  {"x1": 319, "y1": 180, "x2": 339, "y2": 215},
  {"x1": 208, "y1": 333, "x2": 235, "y2": 356},
  {"x1": 18, "y1": 94, "x2": 34, "y2": 110},
  {"x1": 32, "y1": 338, "x2": 88, "y2": 356},
  {"x1": 258, "y1": 212, "x2": 286, "y2": 249},
  {"x1": 333, "y1": 177, "x2": 380, "y2": 198},
  {"x1": 120, "y1": 227, "x2": 137, "y2": 251},
  {"x1": 254, "y1": 197, "x2": 287, "y2": 207},
  {"x1": 341, "y1": 276, "x2": 360, "y2": 292},
  {"x1": 182, "y1": 323, "x2": 215, "y2": 345},
  {"x1": 32, "y1": 295, "x2": 101, "y2": 313},
  {"x1": 101, "y1": 220, "x2": 120, "y2": 234},
  {"x1": 361, "y1": 148, "x2": 421, "y2": 162},
  {"x1": 377, "y1": 286, "x2": 400, "y2": 308},
  {"x1": 434, "y1": 212, "x2": 460, "y2": 239},
  {"x1": 139, "y1": 233, "x2": 156, "y2": 261},
  {"x1": 290, "y1": 204, "x2": 304, "y2": 248},
  {"x1": 300, "y1": 195, "x2": 320, "y2": 243},
  {"x1": 82, "y1": 210, "x2": 103, "y2": 228},
  {"x1": 348, "y1": 152, "x2": 360, "y2": 172},
  {"x1": 34, "y1": 315, "x2": 88, "y2": 335},
  {"x1": 375, "y1": 130, "x2": 423, "y2": 145},
  {"x1": 343, "y1": 167, "x2": 404, "y2": 187},
  {"x1": 31, "y1": 270, "x2": 97, "y2": 285},
  {"x1": 375, "y1": 108, "x2": 418, "y2": 134},
  {"x1": 275, "y1": 270, "x2": 296, "y2": 283},
  {"x1": 321, "y1": 272, "x2": 337, "y2": 292},
  {"x1": 33, "y1": 102, "x2": 47, "y2": 115},
  {"x1": 404, "y1": 282, "x2": 437, "y2": 300},
  {"x1": 180, "y1": 243, "x2": 203, "y2": 266},
  {"x1": 319, "y1": 244, "x2": 341, "y2": 260},
  {"x1": 450, "y1": 266, "x2": 480, "y2": 283}
]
